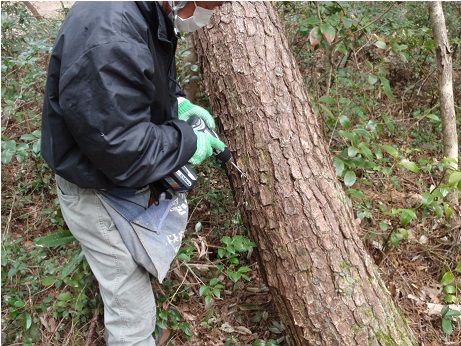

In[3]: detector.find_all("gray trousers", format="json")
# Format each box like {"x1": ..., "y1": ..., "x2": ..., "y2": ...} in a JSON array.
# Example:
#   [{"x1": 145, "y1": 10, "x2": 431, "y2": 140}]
[{"x1": 56, "y1": 175, "x2": 156, "y2": 345}]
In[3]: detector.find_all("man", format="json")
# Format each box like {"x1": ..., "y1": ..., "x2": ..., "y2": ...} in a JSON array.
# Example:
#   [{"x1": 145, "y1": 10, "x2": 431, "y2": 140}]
[{"x1": 41, "y1": 2, "x2": 225, "y2": 345}]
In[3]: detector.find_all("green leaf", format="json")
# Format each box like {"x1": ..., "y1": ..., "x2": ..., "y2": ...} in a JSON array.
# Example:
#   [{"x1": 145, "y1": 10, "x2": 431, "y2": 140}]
[
  {"x1": 1, "y1": 140, "x2": 16, "y2": 164},
  {"x1": 426, "y1": 113, "x2": 440, "y2": 122},
  {"x1": 441, "y1": 305, "x2": 450, "y2": 317},
  {"x1": 267, "y1": 340, "x2": 280, "y2": 346},
  {"x1": 358, "y1": 142, "x2": 374, "y2": 161},
  {"x1": 333, "y1": 158, "x2": 345, "y2": 177},
  {"x1": 56, "y1": 292, "x2": 72, "y2": 301},
  {"x1": 342, "y1": 17, "x2": 354, "y2": 29},
  {"x1": 442, "y1": 317, "x2": 453, "y2": 335},
  {"x1": 440, "y1": 272, "x2": 455, "y2": 286},
  {"x1": 399, "y1": 228, "x2": 409, "y2": 239},
  {"x1": 353, "y1": 128, "x2": 371, "y2": 140},
  {"x1": 445, "y1": 309, "x2": 461, "y2": 317},
  {"x1": 368, "y1": 74, "x2": 378, "y2": 85},
  {"x1": 400, "y1": 209, "x2": 416, "y2": 226},
  {"x1": 343, "y1": 171, "x2": 357, "y2": 187},
  {"x1": 455, "y1": 262, "x2": 461, "y2": 273},
  {"x1": 20, "y1": 134, "x2": 37, "y2": 141},
  {"x1": 1, "y1": 150, "x2": 14, "y2": 165},
  {"x1": 399, "y1": 209, "x2": 416, "y2": 226},
  {"x1": 339, "y1": 115, "x2": 350, "y2": 129},
  {"x1": 35, "y1": 230, "x2": 75, "y2": 247},
  {"x1": 347, "y1": 189, "x2": 364, "y2": 199},
  {"x1": 319, "y1": 23, "x2": 335, "y2": 43},
  {"x1": 319, "y1": 104, "x2": 335, "y2": 120},
  {"x1": 302, "y1": 17, "x2": 320, "y2": 26},
  {"x1": 421, "y1": 192, "x2": 434, "y2": 206},
  {"x1": 23, "y1": 313, "x2": 32, "y2": 330},
  {"x1": 448, "y1": 171, "x2": 461, "y2": 187},
  {"x1": 381, "y1": 145, "x2": 399, "y2": 159},
  {"x1": 444, "y1": 295, "x2": 458, "y2": 304},
  {"x1": 309, "y1": 26, "x2": 322, "y2": 48},
  {"x1": 32, "y1": 140, "x2": 41, "y2": 155},
  {"x1": 391, "y1": 233, "x2": 404, "y2": 247},
  {"x1": 178, "y1": 253, "x2": 190, "y2": 262},
  {"x1": 238, "y1": 266, "x2": 252, "y2": 273},
  {"x1": 442, "y1": 285, "x2": 456, "y2": 294},
  {"x1": 227, "y1": 270, "x2": 241, "y2": 282},
  {"x1": 252, "y1": 340, "x2": 266, "y2": 346},
  {"x1": 375, "y1": 41, "x2": 386, "y2": 49},
  {"x1": 379, "y1": 76, "x2": 394, "y2": 101},
  {"x1": 400, "y1": 159, "x2": 419, "y2": 173},
  {"x1": 319, "y1": 95, "x2": 336, "y2": 105},
  {"x1": 199, "y1": 286, "x2": 209, "y2": 297},
  {"x1": 444, "y1": 203, "x2": 452, "y2": 218},
  {"x1": 348, "y1": 146, "x2": 359, "y2": 157},
  {"x1": 381, "y1": 113, "x2": 395, "y2": 132},
  {"x1": 379, "y1": 76, "x2": 393, "y2": 100},
  {"x1": 41, "y1": 276, "x2": 56, "y2": 287},
  {"x1": 221, "y1": 236, "x2": 231, "y2": 246},
  {"x1": 60, "y1": 250, "x2": 84, "y2": 279}
]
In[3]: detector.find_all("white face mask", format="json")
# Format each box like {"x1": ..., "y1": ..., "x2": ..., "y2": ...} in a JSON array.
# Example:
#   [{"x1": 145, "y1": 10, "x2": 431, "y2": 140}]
[{"x1": 172, "y1": 1, "x2": 214, "y2": 34}]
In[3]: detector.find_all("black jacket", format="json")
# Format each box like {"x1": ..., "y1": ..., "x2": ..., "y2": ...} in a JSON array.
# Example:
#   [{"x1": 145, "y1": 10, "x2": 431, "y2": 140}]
[{"x1": 41, "y1": 1, "x2": 196, "y2": 189}]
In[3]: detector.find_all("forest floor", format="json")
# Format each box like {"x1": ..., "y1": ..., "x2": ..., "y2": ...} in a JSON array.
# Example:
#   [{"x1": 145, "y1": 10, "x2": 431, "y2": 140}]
[{"x1": 3, "y1": 2, "x2": 459, "y2": 346}]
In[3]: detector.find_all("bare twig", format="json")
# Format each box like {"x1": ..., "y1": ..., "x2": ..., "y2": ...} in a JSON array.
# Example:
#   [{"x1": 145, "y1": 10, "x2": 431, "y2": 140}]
[
  {"x1": 85, "y1": 301, "x2": 101, "y2": 346},
  {"x1": 22, "y1": 1, "x2": 42, "y2": 19}
]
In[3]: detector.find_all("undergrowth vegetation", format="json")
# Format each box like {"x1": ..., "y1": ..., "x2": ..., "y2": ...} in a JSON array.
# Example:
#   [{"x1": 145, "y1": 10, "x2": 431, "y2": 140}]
[{"x1": 1, "y1": 1, "x2": 460, "y2": 345}]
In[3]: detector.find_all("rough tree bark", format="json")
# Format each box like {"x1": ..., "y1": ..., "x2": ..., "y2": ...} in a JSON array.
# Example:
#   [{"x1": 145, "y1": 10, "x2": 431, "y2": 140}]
[
  {"x1": 194, "y1": 2, "x2": 417, "y2": 345},
  {"x1": 428, "y1": 1, "x2": 460, "y2": 230}
]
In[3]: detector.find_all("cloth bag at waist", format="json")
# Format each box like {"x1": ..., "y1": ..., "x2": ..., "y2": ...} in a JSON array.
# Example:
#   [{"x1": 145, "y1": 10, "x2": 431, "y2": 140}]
[{"x1": 96, "y1": 187, "x2": 188, "y2": 282}]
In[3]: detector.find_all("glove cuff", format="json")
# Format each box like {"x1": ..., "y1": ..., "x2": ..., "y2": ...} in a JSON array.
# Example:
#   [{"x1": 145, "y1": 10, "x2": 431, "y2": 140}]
[{"x1": 178, "y1": 99, "x2": 193, "y2": 115}]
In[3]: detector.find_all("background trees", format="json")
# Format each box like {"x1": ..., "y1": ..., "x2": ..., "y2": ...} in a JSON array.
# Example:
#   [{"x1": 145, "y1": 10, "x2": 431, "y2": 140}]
[{"x1": 1, "y1": 1, "x2": 460, "y2": 345}]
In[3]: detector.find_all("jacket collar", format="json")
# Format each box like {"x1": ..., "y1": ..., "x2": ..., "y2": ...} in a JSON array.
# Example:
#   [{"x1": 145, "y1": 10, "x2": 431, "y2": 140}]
[{"x1": 136, "y1": 1, "x2": 176, "y2": 43}]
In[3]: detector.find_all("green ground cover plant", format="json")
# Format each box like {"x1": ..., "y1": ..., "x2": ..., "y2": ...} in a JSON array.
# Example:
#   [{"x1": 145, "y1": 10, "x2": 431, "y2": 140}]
[{"x1": 2, "y1": 1, "x2": 460, "y2": 345}]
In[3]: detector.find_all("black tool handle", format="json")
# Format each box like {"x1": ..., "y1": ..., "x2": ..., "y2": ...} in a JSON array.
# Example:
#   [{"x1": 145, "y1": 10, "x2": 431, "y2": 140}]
[{"x1": 187, "y1": 115, "x2": 232, "y2": 163}]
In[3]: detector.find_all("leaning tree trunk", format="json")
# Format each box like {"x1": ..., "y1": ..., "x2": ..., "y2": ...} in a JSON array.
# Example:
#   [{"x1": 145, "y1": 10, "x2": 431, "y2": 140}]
[
  {"x1": 194, "y1": 2, "x2": 417, "y2": 345},
  {"x1": 428, "y1": 1, "x2": 460, "y2": 231}
]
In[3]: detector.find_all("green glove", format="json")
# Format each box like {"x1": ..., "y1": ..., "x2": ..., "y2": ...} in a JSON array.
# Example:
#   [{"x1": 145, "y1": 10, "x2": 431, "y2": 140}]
[
  {"x1": 178, "y1": 99, "x2": 216, "y2": 130},
  {"x1": 189, "y1": 130, "x2": 226, "y2": 165}
]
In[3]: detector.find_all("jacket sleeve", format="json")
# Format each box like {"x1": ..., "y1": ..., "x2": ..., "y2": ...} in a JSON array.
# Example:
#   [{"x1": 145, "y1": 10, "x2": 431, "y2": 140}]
[{"x1": 58, "y1": 41, "x2": 196, "y2": 188}]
